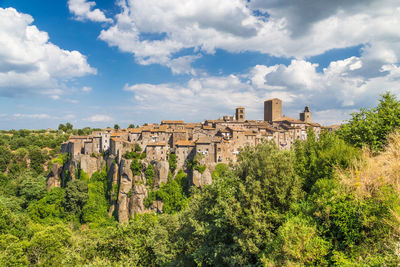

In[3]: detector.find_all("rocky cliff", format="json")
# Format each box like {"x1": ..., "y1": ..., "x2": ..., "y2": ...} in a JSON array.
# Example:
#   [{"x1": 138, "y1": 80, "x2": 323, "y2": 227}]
[{"x1": 47, "y1": 151, "x2": 214, "y2": 222}]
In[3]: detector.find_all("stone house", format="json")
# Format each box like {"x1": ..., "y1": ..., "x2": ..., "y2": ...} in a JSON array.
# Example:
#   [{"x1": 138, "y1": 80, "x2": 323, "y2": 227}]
[{"x1": 146, "y1": 142, "x2": 169, "y2": 161}]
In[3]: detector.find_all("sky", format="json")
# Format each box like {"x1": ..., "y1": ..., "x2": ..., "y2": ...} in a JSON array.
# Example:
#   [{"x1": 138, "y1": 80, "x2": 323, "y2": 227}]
[{"x1": 0, "y1": 0, "x2": 400, "y2": 129}]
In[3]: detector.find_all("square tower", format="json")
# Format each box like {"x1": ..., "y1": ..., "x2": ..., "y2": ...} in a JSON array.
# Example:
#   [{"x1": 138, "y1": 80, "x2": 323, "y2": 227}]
[
  {"x1": 264, "y1": 98, "x2": 282, "y2": 122},
  {"x1": 235, "y1": 107, "x2": 245, "y2": 122},
  {"x1": 300, "y1": 106, "x2": 312, "y2": 123}
]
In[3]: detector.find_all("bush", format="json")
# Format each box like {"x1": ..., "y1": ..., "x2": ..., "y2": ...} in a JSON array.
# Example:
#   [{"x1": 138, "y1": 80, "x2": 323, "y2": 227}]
[
  {"x1": 168, "y1": 153, "x2": 177, "y2": 173},
  {"x1": 337, "y1": 92, "x2": 400, "y2": 151},
  {"x1": 145, "y1": 164, "x2": 155, "y2": 188},
  {"x1": 295, "y1": 129, "x2": 359, "y2": 193},
  {"x1": 63, "y1": 180, "x2": 89, "y2": 218},
  {"x1": 130, "y1": 159, "x2": 142, "y2": 176}
]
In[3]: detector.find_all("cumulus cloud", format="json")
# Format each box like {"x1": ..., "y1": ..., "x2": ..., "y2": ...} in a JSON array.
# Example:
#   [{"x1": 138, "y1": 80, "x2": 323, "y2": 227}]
[
  {"x1": 0, "y1": 8, "x2": 96, "y2": 97},
  {"x1": 98, "y1": 0, "x2": 400, "y2": 74},
  {"x1": 68, "y1": 0, "x2": 112, "y2": 23},
  {"x1": 123, "y1": 53, "x2": 400, "y2": 125},
  {"x1": 86, "y1": 114, "x2": 113, "y2": 122}
]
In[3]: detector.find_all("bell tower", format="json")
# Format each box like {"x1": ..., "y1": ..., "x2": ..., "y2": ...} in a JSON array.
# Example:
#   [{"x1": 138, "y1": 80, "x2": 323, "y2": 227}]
[
  {"x1": 300, "y1": 106, "x2": 312, "y2": 123},
  {"x1": 235, "y1": 107, "x2": 245, "y2": 122}
]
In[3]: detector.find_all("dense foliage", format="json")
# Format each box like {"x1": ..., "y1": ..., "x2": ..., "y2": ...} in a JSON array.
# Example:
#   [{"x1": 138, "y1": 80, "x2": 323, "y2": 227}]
[
  {"x1": 1, "y1": 95, "x2": 400, "y2": 265},
  {"x1": 337, "y1": 92, "x2": 400, "y2": 151}
]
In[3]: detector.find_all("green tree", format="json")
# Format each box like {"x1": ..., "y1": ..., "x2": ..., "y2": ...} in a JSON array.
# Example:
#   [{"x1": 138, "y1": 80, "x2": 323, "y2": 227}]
[
  {"x1": 337, "y1": 92, "x2": 400, "y2": 151},
  {"x1": 114, "y1": 124, "x2": 120, "y2": 130},
  {"x1": 0, "y1": 145, "x2": 12, "y2": 173},
  {"x1": 130, "y1": 159, "x2": 142, "y2": 176},
  {"x1": 0, "y1": 234, "x2": 29, "y2": 266},
  {"x1": 28, "y1": 187, "x2": 66, "y2": 222},
  {"x1": 174, "y1": 142, "x2": 303, "y2": 265},
  {"x1": 168, "y1": 153, "x2": 177, "y2": 174},
  {"x1": 28, "y1": 224, "x2": 72, "y2": 266},
  {"x1": 82, "y1": 178, "x2": 112, "y2": 225},
  {"x1": 135, "y1": 143, "x2": 142, "y2": 152},
  {"x1": 65, "y1": 122, "x2": 73, "y2": 130},
  {"x1": 145, "y1": 164, "x2": 155, "y2": 188},
  {"x1": 128, "y1": 124, "x2": 135, "y2": 128},
  {"x1": 64, "y1": 180, "x2": 89, "y2": 217},
  {"x1": 28, "y1": 146, "x2": 47, "y2": 174},
  {"x1": 294, "y1": 129, "x2": 359, "y2": 192},
  {"x1": 58, "y1": 123, "x2": 66, "y2": 132},
  {"x1": 17, "y1": 172, "x2": 47, "y2": 207}
]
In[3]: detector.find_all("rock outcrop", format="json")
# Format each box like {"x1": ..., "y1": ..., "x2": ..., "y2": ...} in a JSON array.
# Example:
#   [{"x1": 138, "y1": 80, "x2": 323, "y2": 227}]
[
  {"x1": 108, "y1": 162, "x2": 119, "y2": 217},
  {"x1": 129, "y1": 184, "x2": 148, "y2": 214},
  {"x1": 46, "y1": 163, "x2": 63, "y2": 190},
  {"x1": 190, "y1": 168, "x2": 212, "y2": 187},
  {"x1": 153, "y1": 161, "x2": 169, "y2": 188},
  {"x1": 77, "y1": 154, "x2": 105, "y2": 178},
  {"x1": 117, "y1": 159, "x2": 133, "y2": 223}
]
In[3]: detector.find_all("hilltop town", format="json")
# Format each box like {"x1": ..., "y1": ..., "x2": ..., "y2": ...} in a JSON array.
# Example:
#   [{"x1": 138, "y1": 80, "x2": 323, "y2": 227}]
[
  {"x1": 62, "y1": 98, "x2": 324, "y2": 167},
  {"x1": 48, "y1": 98, "x2": 330, "y2": 222}
]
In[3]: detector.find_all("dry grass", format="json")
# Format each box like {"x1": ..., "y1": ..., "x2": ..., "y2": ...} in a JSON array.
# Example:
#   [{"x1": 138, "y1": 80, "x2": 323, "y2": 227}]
[{"x1": 340, "y1": 131, "x2": 400, "y2": 198}]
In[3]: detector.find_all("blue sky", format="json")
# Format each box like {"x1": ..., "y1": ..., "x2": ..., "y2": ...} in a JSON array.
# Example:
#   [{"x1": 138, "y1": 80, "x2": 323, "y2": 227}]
[{"x1": 0, "y1": 0, "x2": 399, "y2": 129}]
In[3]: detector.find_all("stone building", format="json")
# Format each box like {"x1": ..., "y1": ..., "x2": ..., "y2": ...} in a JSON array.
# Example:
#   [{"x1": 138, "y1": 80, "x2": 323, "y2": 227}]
[
  {"x1": 264, "y1": 98, "x2": 282, "y2": 122},
  {"x1": 146, "y1": 142, "x2": 169, "y2": 161},
  {"x1": 62, "y1": 98, "x2": 322, "y2": 172}
]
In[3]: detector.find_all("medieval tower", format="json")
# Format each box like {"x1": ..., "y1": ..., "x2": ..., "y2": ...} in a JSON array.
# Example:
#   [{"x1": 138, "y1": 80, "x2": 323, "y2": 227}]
[
  {"x1": 235, "y1": 107, "x2": 245, "y2": 122},
  {"x1": 264, "y1": 98, "x2": 282, "y2": 122},
  {"x1": 300, "y1": 106, "x2": 312, "y2": 123}
]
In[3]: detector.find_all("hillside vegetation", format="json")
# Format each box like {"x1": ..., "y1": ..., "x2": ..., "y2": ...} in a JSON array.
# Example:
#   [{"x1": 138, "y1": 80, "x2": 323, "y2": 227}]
[{"x1": 1, "y1": 93, "x2": 400, "y2": 266}]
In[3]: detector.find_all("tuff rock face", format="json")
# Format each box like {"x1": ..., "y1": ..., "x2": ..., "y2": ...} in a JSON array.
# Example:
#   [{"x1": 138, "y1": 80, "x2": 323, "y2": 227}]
[
  {"x1": 46, "y1": 147, "x2": 190, "y2": 223},
  {"x1": 117, "y1": 159, "x2": 133, "y2": 223},
  {"x1": 78, "y1": 155, "x2": 105, "y2": 178},
  {"x1": 190, "y1": 168, "x2": 212, "y2": 187},
  {"x1": 108, "y1": 162, "x2": 119, "y2": 217},
  {"x1": 129, "y1": 184, "x2": 148, "y2": 215},
  {"x1": 153, "y1": 161, "x2": 169, "y2": 188},
  {"x1": 46, "y1": 163, "x2": 63, "y2": 190}
]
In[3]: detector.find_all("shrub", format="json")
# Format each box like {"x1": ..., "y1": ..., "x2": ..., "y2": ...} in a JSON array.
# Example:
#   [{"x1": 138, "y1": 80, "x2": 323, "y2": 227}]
[
  {"x1": 168, "y1": 153, "x2": 177, "y2": 173},
  {"x1": 145, "y1": 164, "x2": 155, "y2": 188},
  {"x1": 130, "y1": 159, "x2": 142, "y2": 176},
  {"x1": 337, "y1": 92, "x2": 400, "y2": 151}
]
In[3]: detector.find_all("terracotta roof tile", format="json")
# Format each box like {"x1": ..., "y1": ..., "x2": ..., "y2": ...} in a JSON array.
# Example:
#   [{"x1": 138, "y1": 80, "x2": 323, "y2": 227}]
[
  {"x1": 244, "y1": 131, "x2": 256, "y2": 136},
  {"x1": 175, "y1": 140, "x2": 195, "y2": 146},
  {"x1": 146, "y1": 142, "x2": 168, "y2": 146},
  {"x1": 161, "y1": 120, "x2": 184, "y2": 124}
]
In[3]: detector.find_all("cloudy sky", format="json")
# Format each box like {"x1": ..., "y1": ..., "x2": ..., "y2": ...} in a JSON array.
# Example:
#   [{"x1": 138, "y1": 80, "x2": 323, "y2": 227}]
[{"x1": 0, "y1": 0, "x2": 399, "y2": 129}]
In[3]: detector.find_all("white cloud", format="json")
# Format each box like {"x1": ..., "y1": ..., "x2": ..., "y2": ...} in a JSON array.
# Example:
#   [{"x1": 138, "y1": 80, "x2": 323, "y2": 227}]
[
  {"x1": 82, "y1": 86, "x2": 92, "y2": 92},
  {"x1": 123, "y1": 52, "x2": 400, "y2": 125},
  {"x1": 0, "y1": 8, "x2": 96, "y2": 97},
  {"x1": 86, "y1": 114, "x2": 113, "y2": 122},
  {"x1": 98, "y1": 0, "x2": 400, "y2": 74},
  {"x1": 68, "y1": 0, "x2": 112, "y2": 23},
  {"x1": 13, "y1": 113, "x2": 52, "y2": 119}
]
